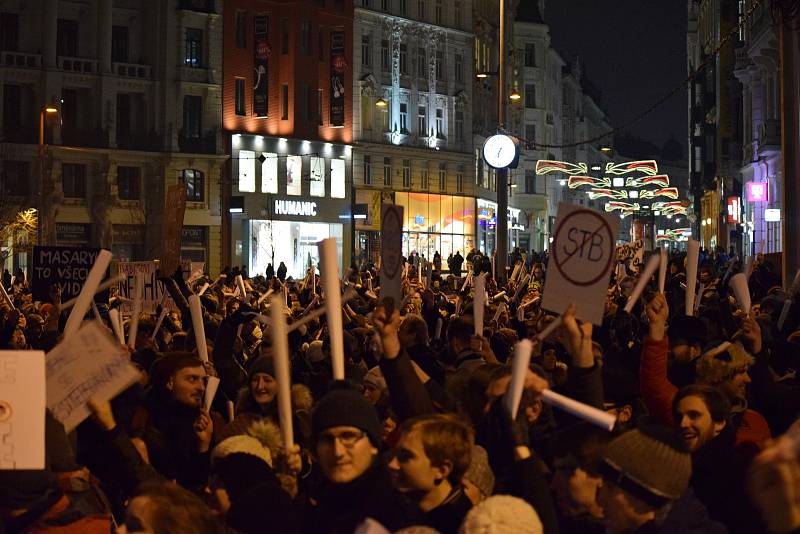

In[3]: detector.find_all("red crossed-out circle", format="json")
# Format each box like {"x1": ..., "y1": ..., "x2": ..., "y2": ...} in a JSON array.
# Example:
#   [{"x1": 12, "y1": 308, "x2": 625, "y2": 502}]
[{"x1": 552, "y1": 209, "x2": 615, "y2": 287}]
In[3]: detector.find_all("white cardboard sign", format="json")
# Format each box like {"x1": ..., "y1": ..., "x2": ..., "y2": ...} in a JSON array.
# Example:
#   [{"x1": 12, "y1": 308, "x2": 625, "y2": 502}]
[
  {"x1": 118, "y1": 260, "x2": 196, "y2": 314},
  {"x1": 46, "y1": 321, "x2": 141, "y2": 432},
  {"x1": 0, "y1": 351, "x2": 46, "y2": 469},
  {"x1": 542, "y1": 203, "x2": 619, "y2": 325}
]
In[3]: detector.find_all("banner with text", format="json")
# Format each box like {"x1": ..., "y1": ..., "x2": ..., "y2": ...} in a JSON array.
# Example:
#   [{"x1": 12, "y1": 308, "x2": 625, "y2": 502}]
[
  {"x1": 161, "y1": 184, "x2": 188, "y2": 276},
  {"x1": 117, "y1": 260, "x2": 199, "y2": 314},
  {"x1": 31, "y1": 246, "x2": 109, "y2": 302},
  {"x1": 253, "y1": 15, "x2": 269, "y2": 117},
  {"x1": 330, "y1": 29, "x2": 346, "y2": 127}
]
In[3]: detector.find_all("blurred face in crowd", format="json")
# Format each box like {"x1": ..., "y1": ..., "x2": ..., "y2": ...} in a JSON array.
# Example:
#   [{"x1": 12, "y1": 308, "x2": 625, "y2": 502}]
[
  {"x1": 362, "y1": 382, "x2": 382, "y2": 405},
  {"x1": 167, "y1": 365, "x2": 206, "y2": 409},
  {"x1": 699, "y1": 268, "x2": 712, "y2": 285},
  {"x1": 250, "y1": 373, "x2": 277, "y2": 406},
  {"x1": 670, "y1": 263, "x2": 678, "y2": 275},
  {"x1": 597, "y1": 481, "x2": 655, "y2": 534},
  {"x1": 316, "y1": 425, "x2": 377, "y2": 484},
  {"x1": 728, "y1": 368, "x2": 751, "y2": 398},
  {"x1": 675, "y1": 394, "x2": 725, "y2": 452},
  {"x1": 670, "y1": 342, "x2": 701, "y2": 363},
  {"x1": 551, "y1": 460, "x2": 603, "y2": 518},
  {"x1": 388, "y1": 430, "x2": 449, "y2": 496}
]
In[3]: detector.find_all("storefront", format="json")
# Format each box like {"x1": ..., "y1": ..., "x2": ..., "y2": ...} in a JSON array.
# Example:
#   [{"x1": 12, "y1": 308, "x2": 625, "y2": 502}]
[
  {"x1": 476, "y1": 199, "x2": 523, "y2": 255},
  {"x1": 112, "y1": 224, "x2": 146, "y2": 262},
  {"x1": 394, "y1": 192, "x2": 475, "y2": 260},
  {"x1": 55, "y1": 223, "x2": 91, "y2": 246},
  {"x1": 181, "y1": 226, "x2": 208, "y2": 263}
]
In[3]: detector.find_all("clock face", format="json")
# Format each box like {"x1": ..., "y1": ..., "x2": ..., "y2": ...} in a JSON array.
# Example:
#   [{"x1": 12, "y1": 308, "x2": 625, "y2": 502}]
[{"x1": 483, "y1": 134, "x2": 517, "y2": 169}]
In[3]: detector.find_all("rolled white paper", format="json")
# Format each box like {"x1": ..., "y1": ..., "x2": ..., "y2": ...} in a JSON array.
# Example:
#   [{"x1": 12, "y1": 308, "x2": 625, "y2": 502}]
[
  {"x1": 197, "y1": 282, "x2": 210, "y2": 296},
  {"x1": 517, "y1": 304, "x2": 525, "y2": 322},
  {"x1": 541, "y1": 389, "x2": 616, "y2": 431},
  {"x1": 61, "y1": 273, "x2": 125, "y2": 310},
  {"x1": 108, "y1": 308, "x2": 125, "y2": 345},
  {"x1": 188, "y1": 295, "x2": 209, "y2": 362},
  {"x1": 270, "y1": 294, "x2": 294, "y2": 450},
  {"x1": 258, "y1": 288, "x2": 275, "y2": 305},
  {"x1": 474, "y1": 273, "x2": 486, "y2": 336},
  {"x1": 789, "y1": 269, "x2": 800, "y2": 296},
  {"x1": 685, "y1": 240, "x2": 700, "y2": 316},
  {"x1": 624, "y1": 254, "x2": 661, "y2": 313},
  {"x1": 745, "y1": 256, "x2": 754, "y2": 280},
  {"x1": 312, "y1": 262, "x2": 316, "y2": 294},
  {"x1": 514, "y1": 274, "x2": 531, "y2": 302},
  {"x1": 778, "y1": 299, "x2": 792, "y2": 330},
  {"x1": 128, "y1": 273, "x2": 144, "y2": 349},
  {"x1": 693, "y1": 283, "x2": 705, "y2": 315},
  {"x1": 510, "y1": 263, "x2": 522, "y2": 282},
  {"x1": 759, "y1": 238, "x2": 766, "y2": 256},
  {"x1": 434, "y1": 317, "x2": 443, "y2": 340},
  {"x1": 729, "y1": 273, "x2": 751, "y2": 316},
  {"x1": 492, "y1": 302, "x2": 506, "y2": 323},
  {"x1": 320, "y1": 238, "x2": 345, "y2": 380},
  {"x1": 64, "y1": 249, "x2": 113, "y2": 338},
  {"x1": 0, "y1": 281, "x2": 14, "y2": 309},
  {"x1": 506, "y1": 339, "x2": 533, "y2": 419},
  {"x1": 658, "y1": 249, "x2": 667, "y2": 293},
  {"x1": 151, "y1": 306, "x2": 170, "y2": 341},
  {"x1": 536, "y1": 316, "x2": 563, "y2": 340},
  {"x1": 226, "y1": 400, "x2": 235, "y2": 422},
  {"x1": 204, "y1": 376, "x2": 220, "y2": 412},
  {"x1": 491, "y1": 291, "x2": 507, "y2": 302},
  {"x1": 235, "y1": 275, "x2": 247, "y2": 301},
  {"x1": 617, "y1": 262, "x2": 626, "y2": 281}
]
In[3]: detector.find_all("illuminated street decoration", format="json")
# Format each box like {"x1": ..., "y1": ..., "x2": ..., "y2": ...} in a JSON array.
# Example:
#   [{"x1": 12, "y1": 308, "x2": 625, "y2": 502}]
[
  {"x1": 652, "y1": 201, "x2": 688, "y2": 216},
  {"x1": 604, "y1": 201, "x2": 641, "y2": 215},
  {"x1": 638, "y1": 187, "x2": 680, "y2": 200},
  {"x1": 587, "y1": 188, "x2": 628, "y2": 200},
  {"x1": 605, "y1": 160, "x2": 658, "y2": 176},
  {"x1": 625, "y1": 175, "x2": 670, "y2": 188},
  {"x1": 535, "y1": 160, "x2": 589, "y2": 175},
  {"x1": 568, "y1": 175, "x2": 612, "y2": 188},
  {"x1": 656, "y1": 228, "x2": 693, "y2": 241}
]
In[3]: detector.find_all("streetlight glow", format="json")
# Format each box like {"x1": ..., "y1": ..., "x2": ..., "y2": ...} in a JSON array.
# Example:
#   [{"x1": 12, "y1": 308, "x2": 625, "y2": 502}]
[
  {"x1": 375, "y1": 98, "x2": 388, "y2": 108},
  {"x1": 44, "y1": 106, "x2": 58, "y2": 114},
  {"x1": 509, "y1": 90, "x2": 521, "y2": 101}
]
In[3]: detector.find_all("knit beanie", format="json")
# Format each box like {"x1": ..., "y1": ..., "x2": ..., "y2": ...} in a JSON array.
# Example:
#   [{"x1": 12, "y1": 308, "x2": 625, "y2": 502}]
[
  {"x1": 696, "y1": 341, "x2": 754, "y2": 385},
  {"x1": 459, "y1": 495, "x2": 542, "y2": 534},
  {"x1": 247, "y1": 355, "x2": 275, "y2": 379},
  {"x1": 463, "y1": 445, "x2": 495, "y2": 498},
  {"x1": 212, "y1": 435, "x2": 273, "y2": 468},
  {"x1": 599, "y1": 426, "x2": 691, "y2": 503},
  {"x1": 312, "y1": 385, "x2": 382, "y2": 446},
  {"x1": 212, "y1": 436, "x2": 275, "y2": 501},
  {"x1": 363, "y1": 366, "x2": 388, "y2": 394}
]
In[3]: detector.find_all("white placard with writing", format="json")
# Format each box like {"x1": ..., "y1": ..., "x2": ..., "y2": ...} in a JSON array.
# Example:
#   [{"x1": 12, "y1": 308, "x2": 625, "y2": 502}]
[
  {"x1": 0, "y1": 351, "x2": 46, "y2": 469},
  {"x1": 118, "y1": 260, "x2": 195, "y2": 314},
  {"x1": 46, "y1": 321, "x2": 141, "y2": 432},
  {"x1": 542, "y1": 203, "x2": 619, "y2": 325}
]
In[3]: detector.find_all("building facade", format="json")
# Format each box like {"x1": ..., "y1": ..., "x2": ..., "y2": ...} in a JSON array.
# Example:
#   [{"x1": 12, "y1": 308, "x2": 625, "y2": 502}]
[
  {"x1": 352, "y1": 0, "x2": 475, "y2": 265},
  {"x1": 0, "y1": 0, "x2": 225, "y2": 274},
  {"x1": 222, "y1": 0, "x2": 354, "y2": 279}
]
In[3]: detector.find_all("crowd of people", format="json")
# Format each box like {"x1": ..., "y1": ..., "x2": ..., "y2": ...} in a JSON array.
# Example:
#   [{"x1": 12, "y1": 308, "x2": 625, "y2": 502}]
[{"x1": 2, "y1": 244, "x2": 800, "y2": 534}]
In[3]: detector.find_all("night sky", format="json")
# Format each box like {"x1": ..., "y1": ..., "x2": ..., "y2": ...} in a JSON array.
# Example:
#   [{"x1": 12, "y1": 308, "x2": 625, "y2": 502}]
[{"x1": 545, "y1": 0, "x2": 688, "y2": 153}]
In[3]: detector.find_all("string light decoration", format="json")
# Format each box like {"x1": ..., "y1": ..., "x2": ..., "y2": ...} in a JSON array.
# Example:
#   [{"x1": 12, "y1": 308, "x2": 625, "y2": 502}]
[
  {"x1": 604, "y1": 160, "x2": 658, "y2": 176},
  {"x1": 587, "y1": 188, "x2": 628, "y2": 200},
  {"x1": 625, "y1": 175, "x2": 670, "y2": 188},
  {"x1": 639, "y1": 187, "x2": 680, "y2": 200},
  {"x1": 535, "y1": 160, "x2": 588, "y2": 175},
  {"x1": 568, "y1": 176, "x2": 612, "y2": 189},
  {"x1": 656, "y1": 228, "x2": 693, "y2": 242}
]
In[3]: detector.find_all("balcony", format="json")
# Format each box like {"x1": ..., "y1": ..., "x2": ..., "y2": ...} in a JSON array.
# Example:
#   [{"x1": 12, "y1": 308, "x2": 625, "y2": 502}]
[
  {"x1": 180, "y1": 66, "x2": 217, "y2": 84},
  {"x1": 178, "y1": 129, "x2": 217, "y2": 154},
  {"x1": 758, "y1": 119, "x2": 780, "y2": 154},
  {"x1": 0, "y1": 125, "x2": 37, "y2": 144},
  {"x1": 117, "y1": 130, "x2": 161, "y2": 152},
  {"x1": 61, "y1": 126, "x2": 109, "y2": 148},
  {"x1": 113, "y1": 62, "x2": 152, "y2": 79},
  {"x1": 57, "y1": 56, "x2": 98, "y2": 74},
  {"x1": 1, "y1": 51, "x2": 42, "y2": 69},
  {"x1": 179, "y1": 0, "x2": 217, "y2": 13}
]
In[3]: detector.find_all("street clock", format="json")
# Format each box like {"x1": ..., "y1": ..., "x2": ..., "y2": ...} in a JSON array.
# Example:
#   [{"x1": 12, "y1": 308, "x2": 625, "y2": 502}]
[{"x1": 483, "y1": 134, "x2": 520, "y2": 169}]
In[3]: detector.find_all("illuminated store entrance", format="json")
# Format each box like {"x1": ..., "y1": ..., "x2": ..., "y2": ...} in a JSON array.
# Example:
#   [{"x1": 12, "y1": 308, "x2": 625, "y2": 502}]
[
  {"x1": 394, "y1": 192, "x2": 475, "y2": 261},
  {"x1": 249, "y1": 220, "x2": 343, "y2": 280}
]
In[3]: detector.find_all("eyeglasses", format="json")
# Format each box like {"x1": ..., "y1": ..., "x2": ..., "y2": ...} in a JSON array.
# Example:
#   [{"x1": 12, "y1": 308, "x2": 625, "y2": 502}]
[{"x1": 318, "y1": 430, "x2": 367, "y2": 448}]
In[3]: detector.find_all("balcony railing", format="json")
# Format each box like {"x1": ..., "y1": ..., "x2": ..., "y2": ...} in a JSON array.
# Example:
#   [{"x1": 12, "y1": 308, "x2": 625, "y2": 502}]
[
  {"x1": 57, "y1": 56, "x2": 98, "y2": 74},
  {"x1": 116, "y1": 130, "x2": 161, "y2": 152},
  {"x1": 61, "y1": 126, "x2": 109, "y2": 148},
  {"x1": 1, "y1": 51, "x2": 42, "y2": 69},
  {"x1": 0, "y1": 125, "x2": 37, "y2": 143},
  {"x1": 113, "y1": 62, "x2": 152, "y2": 79},
  {"x1": 179, "y1": 0, "x2": 217, "y2": 13},
  {"x1": 178, "y1": 129, "x2": 217, "y2": 154}
]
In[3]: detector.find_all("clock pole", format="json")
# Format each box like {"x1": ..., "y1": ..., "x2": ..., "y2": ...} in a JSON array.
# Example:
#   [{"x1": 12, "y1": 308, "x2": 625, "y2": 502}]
[{"x1": 496, "y1": 0, "x2": 508, "y2": 282}]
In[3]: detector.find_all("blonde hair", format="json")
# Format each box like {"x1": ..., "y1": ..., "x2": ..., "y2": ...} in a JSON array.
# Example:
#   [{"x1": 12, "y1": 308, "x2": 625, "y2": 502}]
[{"x1": 400, "y1": 413, "x2": 474, "y2": 485}]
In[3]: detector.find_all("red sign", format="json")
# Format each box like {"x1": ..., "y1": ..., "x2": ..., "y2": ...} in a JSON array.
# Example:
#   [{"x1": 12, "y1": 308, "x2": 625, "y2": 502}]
[{"x1": 726, "y1": 196, "x2": 741, "y2": 224}]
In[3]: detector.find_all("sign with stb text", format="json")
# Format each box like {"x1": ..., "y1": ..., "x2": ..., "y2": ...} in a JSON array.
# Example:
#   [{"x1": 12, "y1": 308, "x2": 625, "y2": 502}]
[
  {"x1": 31, "y1": 246, "x2": 110, "y2": 302},
  {"x1": 542, "y1": 203, "x2": 619, "y2": 325}
]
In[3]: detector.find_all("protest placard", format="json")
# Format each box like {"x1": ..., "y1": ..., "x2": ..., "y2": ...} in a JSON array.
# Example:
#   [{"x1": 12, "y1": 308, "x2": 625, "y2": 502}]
[
  {"x1": 117, "y1": 260, "x2": 196, "y2": 314},
  {"x1": 379, "y1": 204, "x2": 404, "y2": 305},
  {"x1": 0, "y1": 351, "x2": 45, "y2": 469},
  {"x1": 542, "y1": 203, "x2": 619, "y2": 325},
  {"x1": 31, "y1": 246, "x2": 110, "y2": 302},
  {"x1": 161, "y1": 184, "x2": 188, "y2": 276},
  {"x1": 46, "y1": 321, "x2": 141, "y2": 432}
]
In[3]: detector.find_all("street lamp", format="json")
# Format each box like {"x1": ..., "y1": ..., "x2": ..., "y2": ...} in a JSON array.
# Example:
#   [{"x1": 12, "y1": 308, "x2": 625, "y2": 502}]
[
  {"x1": 38, "y1": 105, "x2": 59, "y2": 246},
  {"x1": 509, "y1": 89, "x2": 521, "y2": 101},
  {"x1": 39, "y1": 106, "x2": 58, "y2": 145},
  {"x1": 375, "y1": 98, "x2": 388, "y2": 108}
]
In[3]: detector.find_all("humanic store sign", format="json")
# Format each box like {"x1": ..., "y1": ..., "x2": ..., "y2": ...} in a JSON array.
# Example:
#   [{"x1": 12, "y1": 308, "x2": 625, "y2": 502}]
[{"x1": 274, "y1": 199, "x2": 318, "y2": 216}]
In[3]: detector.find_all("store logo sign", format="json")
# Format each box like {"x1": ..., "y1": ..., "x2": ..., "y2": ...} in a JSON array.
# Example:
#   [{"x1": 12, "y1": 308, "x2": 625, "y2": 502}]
[
  {"x1": 746, "y1": 181, "x2": 769, "y2": 202},
  {"x1": 274, "y1": 200, "x2": 318, "y2": 216}
]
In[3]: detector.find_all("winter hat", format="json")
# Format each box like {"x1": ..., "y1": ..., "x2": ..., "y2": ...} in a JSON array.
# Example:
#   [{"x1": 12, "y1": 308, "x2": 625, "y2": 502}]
[
  {"x1": 312, "y1": 385, "x2": 382, "y2": 446},
  {"x1": 247, "y1": 355, "x2": 275, "y2": 379},
  {"x1": 306, "y1": 339, "x2": 325, "y2": 363},
  {"x1": 212, "y1": 435, "x2": 273, "y2": 468},
  {"x1": 599, "y1": 426, "x2": 691, "y2": 504},
  {"x1": 363, "y1": 366, "x2": 388, "y2": 393},
  {"x1": 463, "y1": 445, "x2": 495, "y2": 498},
  {"x1": 695, "y1": 341, "x2": 754, "y2": 385},
  {"x1": 459, "y1": 495, "x2": 542, "y2": 534}
]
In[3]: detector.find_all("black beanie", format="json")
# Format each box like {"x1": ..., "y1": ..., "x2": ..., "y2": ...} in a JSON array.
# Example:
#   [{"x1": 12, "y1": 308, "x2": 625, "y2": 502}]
[
  {"x1": 213, "y1": 453, "x2": 276, "y2": 502},
  {"x1": 247, "y1": 355, "x2": 275, "y2": 379},
  {"x1": 312, "y1": 386, "x2": 381, "y2": 446}
]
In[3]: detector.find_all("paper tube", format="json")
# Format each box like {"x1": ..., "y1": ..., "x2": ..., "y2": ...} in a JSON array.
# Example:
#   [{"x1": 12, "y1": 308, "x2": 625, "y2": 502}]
[
  {"x1": 685, "y1": 240, "x2": 699, "y2": 316},
  {"x1": 514, "y1": 274, "x2": 531, "y2": 302},
  {"x1": 270, "y1": 294, "x2": 294, "y2": 450},
  {"x1": 0, "y1": 281, "x2": 14, "y2": 309},
  {"x1": 492, "y1": 303, "x2": 506, "y2": 323},
  {"x1": 474, "y1": 274, "x2": 486, "y2": 336},
  {"x1": 693, "y1": 283, "x2": 705, "y2": 315},
  {"x1": 64, "y1": 249, "x2": 112, "y2": 338},
  {"x1": 312, "y1": 262, "x2": 316, "y2": 294},
  {"x1": 108, "y1": 308, "x2": 125, "y2": 345},
  {"x1": 510, "y1": 263, "x2": 522, "y2": 283},
  {"x1": 745, "y1": 256, "x2": 754, "y2": 280},
  {"x1": 258, "y1": 288, "x2": 274, "y2": 305},
  {"x1": 541, "y1": 389, "x2": 616, "y2": 431},
  {"x1": 658, "y1": 249, "x2": 667, "y2": 293},
  {"x1": 434, "y1": 317, "x2": 443, "y2": 340},
  {"x1": 127, "y1": 273, "x2": 143, "y2": 349},
  {"x1": 320, "y1": 238, "x2": 345, "y2": 380},
  {"x1": 624, "y1": 254, "x2": 660, "y2": 313},
  {"x1": 197, "y1": 282, "x2": 210, "y2": 296},
  {"x1": 506, "y1": 339, "x2": 533, "y2": 419},
  {"x1": 188, "y1": 295, "x2": 209, "y2": 362},
  {"x1": 491, "y1": 291, "x2": 506, "y2": 302},
  {"x1": 789, "y1": 269, "x2": 800, "y2": 296},
  {"x1": 536, "y1": 316, "x2": 562, "y2": 340},
  {"x1": 729, "y1": 273, "x2": 751, "y2": 316},
  {"x1": 226, "y1": 400, "x2": 235, "y2": 422},
  {"x1": 151, "y1": 306, "x2": 169, "y2": 341},
  {"x1": 617, "y1": 262, "x2": 626, "y2": 281},
  {"x1": 60, "y1": 274, "x2": 125, "y2": 310},
  {"x1": 517, "y1": 304, "x2": 525, "y2": 322},
  {"x1": 235, "y1": 275, "x2": 247, "y2": 301},
  {"x1": 204, "y1": 376, "x2": 220, "y2": 412},
  {"x1": 778, "y1": 300, "x2": 792, "y2": 330}
]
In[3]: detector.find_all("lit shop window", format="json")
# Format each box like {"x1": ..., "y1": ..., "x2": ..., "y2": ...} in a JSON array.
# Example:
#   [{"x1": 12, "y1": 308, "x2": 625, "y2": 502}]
[
  {"x1": 261, "y1": 152, "x2": 278, "y2": 194},
  {"x1": 287, "y1": 155, "x2": 302, "y2": 196},
  {"x1": 331, "y1": 158, "x2": 346, "y2": 198},
  {"x1": 238, "y1": 150, "x2": 255, "y2": 192},
  {"x1": 310, "y1": 156, "x2": 326, "y2": 197}
]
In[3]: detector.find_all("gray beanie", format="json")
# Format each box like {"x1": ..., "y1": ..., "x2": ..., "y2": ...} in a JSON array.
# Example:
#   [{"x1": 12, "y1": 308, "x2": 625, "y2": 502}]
[
  {"x1": 459, "y1": 495, "x2": 542, "y2": 534},
  {"x1": 463, "y1": 445, "x2": 495, "y2": 498}
]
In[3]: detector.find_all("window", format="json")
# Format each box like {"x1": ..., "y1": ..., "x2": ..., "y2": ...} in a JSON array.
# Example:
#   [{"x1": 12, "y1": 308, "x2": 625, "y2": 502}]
[
  {"x1": 435, "y1": 50, "x2": 444, "y2": 80},
  {"x1": 62, "y1": 163, "x2": 87, "y2": 199},
  {"x1": 310, "y1": 156, "x2": 326, "y2": 197},
  {"x1": 400, "y1": 44, "x2": 407, "y2": 74},
  {"x1": 238, "y1": 150, "x2": 256, "y2": 192},
  {"x1": 400, "y1": 0, "x2": 407, "y2": 15},
  {"x1": 2, "y1": 84, "x2": 21, "y2": 132},
  {"x1": 363, "y1": 155, "x2": 372, "y2": 185},
  {"x1": 116, "y1": 93, "x2": 131, "y2": 139},
  {"x1": 0, "y1": 13, "x2": 19, "y2": 51},
  {"x1": 382, "y1": 0, "x2": 390, "y2": 10},
  {"x1": 383, "y1": 157, "x2": 392, "y2": 186},
  {"x1": 399, "y1": 103, "x2": 408, "y2": 133},
  {"x1": 281, "y1": 84, "x2": 289, "y2": 120},
  {"x1": 525, "y1": 84, "x2": 536, "y2": 109},
  {"x1": 381, "y1": 40, "x2": 390, "y2": 72},
  {"x1": 299, "y1": 84, "x2": 309, "y2": 122},
  {"x1": 331, "y1": 159, "x2": 346, "y2": 198},
  {"x1": 438, "y1": 164, "x2": 446, "y2": 190},
  {"x1": 318, "y1": 89, "x2": 323, "y2": 125},
  {"x1": 261, "y1": 153, "x2": 278, "y2": 193},
  {"x1": 361, "y1": 35, "x2": 371, "y2": 67},
  {"x1": 184, "y1": 28, "x2": 203, "y2": 67},
  {"x1": 417, "y1": 48, "x2": 426, "y2": 78},
  {"x1": 454, "y1": 2, "x2": 461, "y2": 28},
  {"x1": 235, "y1": 78, "x2": 246, "y2": 116},
  {"x1": 525, "y1": 169, "x2": 536, "y2": 194},
  {"x1": 286, "y1": 155, "x2": 302, "y2": 195},
  {"x1": 117, "y1": 166, "x2": 141, "y2": 200},
  {"x1": 281, "y1": 18, "x2": 289, "y2": 54},
  {"x1": 183, "y1": 169, "x2": 205, "y2": 201},
  {"x1": 456, "y1": 166, "x2": 463, "y2": 193},
  {"x1": 524, "y1": 43, "x2": 536, "y2": 67},
  {"x1": 1, "y1": 161, "x2": 29, "y2": 196},
  {"x1": 381, "y1": 99, "x2": 390, "y2": 131},
  {"x1": 111, "y1": 26, "x2": 129, "y2": 63},
  {"x1": 420, "y1": 168, "x2": 429, "y2": 189},
  {"x1": 418, "y1": 105, "x2": 426, "y2": 134},
  {"x1": 361, "y1": 95, "x2": 373, "y2": 131},
  {"x1": 183, "y1": 95, "x2": 202, "y2": 138},
  {"x1": 525, "y1": 123, "x2": 535, "y2": 143},
  {"x1": 435, "y1": 0, "x2": 443, "y2": 24},
  {"x1": 300, "y1": 20, "x2": 311, "y2": 55},
  {"x1": 418, "y1": 0, "x2": 425, "y2": 20},
  {"x1": 455, "y1": 109, "x2": 464, "y2": 141},
  {"x1": 57, "y1": 19, "x2": 79, "y2": 57},
  {"x1": 402, "y1": 159, "x2": 411, "y2": 187},
  {"x1": 435, "y1": 108, "x2": 444, "y2": 137},
  {"x1": 455, "y1": 54, "x2": 463, "y2": 83},
  {"x1": 235, "y1": 11, "x2": 247, "y2": 48}
]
